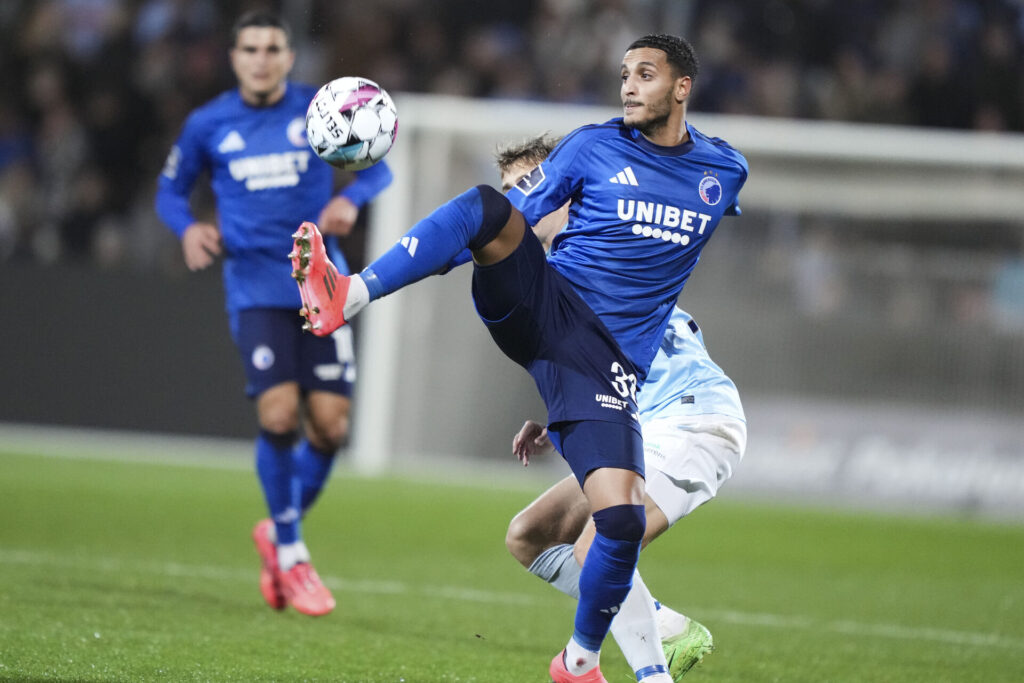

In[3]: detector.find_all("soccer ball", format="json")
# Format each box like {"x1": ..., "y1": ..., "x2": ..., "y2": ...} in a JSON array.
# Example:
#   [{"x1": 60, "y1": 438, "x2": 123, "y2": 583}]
[{"x1": 305, "y1": 77, "x2": 398, "y2": 171}]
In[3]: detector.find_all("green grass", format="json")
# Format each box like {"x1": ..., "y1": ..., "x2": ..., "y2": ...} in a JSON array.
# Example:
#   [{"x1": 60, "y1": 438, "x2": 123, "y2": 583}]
[{"x1": 1, "y1": 448, "x2": 1023, "y2": 682}]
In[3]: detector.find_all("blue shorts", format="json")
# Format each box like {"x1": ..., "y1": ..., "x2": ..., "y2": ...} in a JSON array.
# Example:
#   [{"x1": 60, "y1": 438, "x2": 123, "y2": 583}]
[
  {"x1": 230, "y1": 308, "x2": 356, "y2": 399},
  {"x1": 548, "y1": 419, "x2": 645, "y2": 486},
  {"x1": 471, "y1": 228, "x2": 643, "y2": 481}
]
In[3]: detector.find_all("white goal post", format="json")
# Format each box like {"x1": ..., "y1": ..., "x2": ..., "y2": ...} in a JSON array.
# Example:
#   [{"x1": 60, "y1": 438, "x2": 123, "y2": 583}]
[{"x1": 351, "y1": 93, "x2": 1024, "y2": 475}]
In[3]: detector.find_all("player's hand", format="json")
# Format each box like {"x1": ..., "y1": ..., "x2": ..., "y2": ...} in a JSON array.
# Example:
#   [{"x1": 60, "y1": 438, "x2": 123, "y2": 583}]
[
  {"x1": 318, "y1": 196, "x2": 359, "y2": 236},
  {"x1": 181, "y1": 222, "x2": 222, "y2": 271},
  {"x1": 512, "y1": 419, "x2": 553, "y2": 466}
]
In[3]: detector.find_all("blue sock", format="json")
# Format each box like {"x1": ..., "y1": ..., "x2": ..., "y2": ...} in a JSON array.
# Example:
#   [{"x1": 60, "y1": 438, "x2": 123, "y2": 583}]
[
  {"x1": 361, "y1": 185, "x2": 511, "y2": 300},
  {"x1": 573, "y1": 504, "x2": 645, "y2": 652},
  {"x1": 293, "y1": 440, "x2": 336, "y2": 516},
  {"x1": 255, "y1": 429, "x2": 300, "y2": 545}
]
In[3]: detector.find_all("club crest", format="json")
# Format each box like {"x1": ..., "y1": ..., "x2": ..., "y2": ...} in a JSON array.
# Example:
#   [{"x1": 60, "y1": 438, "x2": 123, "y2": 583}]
[
  {"x1": 698, "y1": 175, "x2": 722, "y2": 206},
  {"x1": 287, "y1": 117, "x2": 307, "y2": 147}
]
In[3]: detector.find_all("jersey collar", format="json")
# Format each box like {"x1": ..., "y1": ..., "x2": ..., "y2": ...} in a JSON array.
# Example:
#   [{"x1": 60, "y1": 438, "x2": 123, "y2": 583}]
[{"x1": 627, "y1": 120, "x2": 696, "y2": 156}]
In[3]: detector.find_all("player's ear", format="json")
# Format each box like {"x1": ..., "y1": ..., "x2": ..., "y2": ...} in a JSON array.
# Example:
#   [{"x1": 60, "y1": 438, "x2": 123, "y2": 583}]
[
  {"x1": 228, "y1": 46, "x2": 242, "y2": 73},
  {"x1": 675, "y1": 75, "x2": 692, "y2": 104}
]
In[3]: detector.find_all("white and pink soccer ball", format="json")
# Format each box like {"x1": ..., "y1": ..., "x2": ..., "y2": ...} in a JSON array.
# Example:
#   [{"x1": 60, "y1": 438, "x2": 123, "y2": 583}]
[{"x1": 305, "y1": 77, "x2": 398, "y2": 171}]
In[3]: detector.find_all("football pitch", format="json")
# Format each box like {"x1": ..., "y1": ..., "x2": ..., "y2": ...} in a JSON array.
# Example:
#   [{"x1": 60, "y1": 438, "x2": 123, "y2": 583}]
[{"x1": 1, "y1": 444, "x2": 1023, "y2": 682}]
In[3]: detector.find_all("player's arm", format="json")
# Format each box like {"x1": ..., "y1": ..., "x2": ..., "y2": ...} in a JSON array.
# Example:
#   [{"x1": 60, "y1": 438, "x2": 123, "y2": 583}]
[
  {"x1": 724, "y1": 155, "x2": 749, "y2": 216},
  {"x1": 530, "y1": 200, "x2": 569, "y2": 250},
  {"x1": 506, "y1": 133, "x2": 586, "y2": 228},
  {"x1": 155, "y1": 114, "x2": 222, "y2": 271},
  {"x1": 318, "y1": 160, "x2": 394, "y2": 236}
]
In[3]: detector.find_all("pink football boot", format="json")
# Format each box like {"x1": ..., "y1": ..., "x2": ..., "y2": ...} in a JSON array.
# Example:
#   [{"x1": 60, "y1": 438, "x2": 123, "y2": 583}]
[
  {"x1": 251, "y1": 519, "x2": 285, "y2": 610},
  {"x1": 290, "y1": 221, "x2": 350, "y2": 337},
  {"x1": 549, "y1": 650, "x2": 608, "y2": 683},
  {"x1": 278, "y1": 561, "x2": 336, "y2": 616}
]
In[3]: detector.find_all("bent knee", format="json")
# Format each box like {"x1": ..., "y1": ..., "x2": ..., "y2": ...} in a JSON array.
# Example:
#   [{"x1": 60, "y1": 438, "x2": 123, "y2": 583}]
[
  {"x1": 592, "y1": 503, "x2": 646, "y2": 543},
  {"x1": 505, "y1": 514, "x2": 542, "y2": 568},
  {"x1": 467, "y1": 184, "x2": 513, "y2": 251},
  {"x1": 305, "y1": 413, "x2": 349, "y2": 453},
  {"x1": 305, "y1": 393, "x2": 350, "y2": 451},
  {"x1": 257, "y1": 384, "x2": 301, "y2": 433},
  {"x1": 309, "y1": 426, "x2": 347, "y2": 453},
  {"x1": 259, "y1": 408, "x2": 300, "y2": 435}
]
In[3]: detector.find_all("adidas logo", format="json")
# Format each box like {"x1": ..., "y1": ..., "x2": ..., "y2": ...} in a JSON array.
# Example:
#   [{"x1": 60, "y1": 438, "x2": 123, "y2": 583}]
[
  {"x1": 401, "y1": 236, "x2": 419, "y2": 257},
  {"x1": 609, "y1": 166, "x2": 639, "y2": 186},
  {"x1": 273, "y1": 507, "x2": 300, "y2": 524},
  {"x1": 218, "y1": 130, "x2": 246, "y2": 153},
  {"x1": 322, "y1": 266, "x2": 337, "y2": 301}
]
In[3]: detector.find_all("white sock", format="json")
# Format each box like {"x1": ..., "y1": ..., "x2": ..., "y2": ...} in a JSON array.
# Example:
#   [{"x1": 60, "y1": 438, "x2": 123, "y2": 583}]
[
  {"x1": 528, "y1": 543, "x2": 581, "y2": 599},
  {"x1": 609, "y1": 572, "x2": 671, "y2": 681},
  {"x1": 343, "y1": 273, "x2": 370, "y2": 320},
  {"x1": 277, "y1": 540, "x2": 311, "y2": 571},
  {"x1": 529, "y1": 548, "x2": 672, "y2": 680},
  {"x1": 564, "y1": 636, "x2": 600, "y2": 675},
  {"x1": 655, "y1": 602, "x2": 690, "y2": 641}
]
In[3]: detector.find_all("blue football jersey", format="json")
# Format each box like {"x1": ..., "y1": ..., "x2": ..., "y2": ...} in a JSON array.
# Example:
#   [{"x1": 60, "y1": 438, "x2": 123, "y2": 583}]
[
  {"x1": 508, "y1": 119, "x2": 747, "y2": 378},
  {"x1": 155, "y1": 83, "x2": 392, "y2": 313},
  {"x1": 638, "y1": 308, "x2": 744, "y2": 424}
]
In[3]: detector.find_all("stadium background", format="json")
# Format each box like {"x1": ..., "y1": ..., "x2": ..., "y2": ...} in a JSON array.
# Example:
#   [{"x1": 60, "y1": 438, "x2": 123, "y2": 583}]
[
  {"x1": 1, "y1": 0, "x2": 1023, "y2": 510},
  {"x1": 2, "y1": 2, "x2": 1024, "y2": 681}
]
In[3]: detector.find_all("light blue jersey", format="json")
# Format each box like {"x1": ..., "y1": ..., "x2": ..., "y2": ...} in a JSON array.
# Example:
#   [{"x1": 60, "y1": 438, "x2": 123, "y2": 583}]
[
  {"x1": 638, "y1": 308, "x2": 744, "y2": 424},
  {"x1": 509, "y1": 119, "x2": 747, "y2": 379},
  {"x1": 155, "y1": 82, "x2": 392, "y2": 314}
]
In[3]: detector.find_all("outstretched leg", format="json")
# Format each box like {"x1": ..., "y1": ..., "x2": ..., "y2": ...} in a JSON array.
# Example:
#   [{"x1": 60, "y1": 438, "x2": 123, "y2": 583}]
[{"x1": 292, "y1": 185, "x2": 521, "y2": 336}]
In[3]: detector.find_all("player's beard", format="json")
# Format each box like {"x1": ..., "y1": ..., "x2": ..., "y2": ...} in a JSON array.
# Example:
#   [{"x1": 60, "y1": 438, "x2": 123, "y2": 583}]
[
  {"x1": 626, "y1": 89, "x2": 673, "y2": 139},
  {"x1": 240, "y1": 78, "x2": 287, "y2": 107}
]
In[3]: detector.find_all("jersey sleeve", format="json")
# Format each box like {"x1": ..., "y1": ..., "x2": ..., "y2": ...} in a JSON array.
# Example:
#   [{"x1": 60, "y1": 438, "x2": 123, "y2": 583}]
[
  {"x1": 724, "y1": 155, "x2": 749, "y2": 217},
  {"x1": 338, "y1": 159, "x2": 393, "y2": 207},
  {"x1": 154, "y1": 111, "x2": 209, "y2": 238},
  {"x1": 439, "y1": 247, "x2": 473, "y2": 273},
  {"x1": 505, "y1": 129, "x2": 589, "y2": 226}
]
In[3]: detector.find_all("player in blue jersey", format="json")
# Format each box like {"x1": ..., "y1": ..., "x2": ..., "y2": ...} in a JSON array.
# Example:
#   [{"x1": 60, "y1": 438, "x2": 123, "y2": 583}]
[
  {"x1": 495, "y1": 137, "x2": 745, "y2": 681},
  {"x1": 154, "y1": 11, "x2": 393, "y2": 617},
  {"x1": 510, "y1": 310, "x2": 745, "y2": 682},
  {"x1": 292, "y1": 34, "x2": 746, "y2": 681}
]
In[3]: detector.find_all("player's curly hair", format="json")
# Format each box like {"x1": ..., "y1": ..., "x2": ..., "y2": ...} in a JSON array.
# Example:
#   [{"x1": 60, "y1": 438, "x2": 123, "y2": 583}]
[
  {"x1": 495, "y1": 134, "x2": 562, "y2": 176},
  {"x1": 627, "y1": 34, "x2": 699, "y2": 81},
  {"x1": 231, "y1": 10, "x2": 293, "y2": 47}
]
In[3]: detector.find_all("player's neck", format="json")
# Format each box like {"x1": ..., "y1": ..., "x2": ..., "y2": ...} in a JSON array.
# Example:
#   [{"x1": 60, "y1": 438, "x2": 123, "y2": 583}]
[
  {"x1": 641, "y1": 120, "x2": 689, "y2": 147},
  {"x1": 638, "y1": 107, "x2": 689, "y2": 147},
  {"x1": 239, "y1": 82, "x2": 287, "y2": 107}
]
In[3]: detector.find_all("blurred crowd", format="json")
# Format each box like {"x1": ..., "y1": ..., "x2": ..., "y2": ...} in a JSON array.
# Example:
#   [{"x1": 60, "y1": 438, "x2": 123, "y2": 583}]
[{"x1": 1, "y1": 0, "x2": 1023, "y2": 268}]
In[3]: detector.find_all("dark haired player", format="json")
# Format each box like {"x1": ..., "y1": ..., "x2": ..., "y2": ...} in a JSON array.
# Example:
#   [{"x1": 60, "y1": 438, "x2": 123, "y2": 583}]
[
  {"x1": 293, "y1": 34, "x2": 747, "y2": 681},
  {"x1": 496, "y1": 136, "x2": 745, "y2": 681},
  {"x1": 155, "y1": 11, "x2": 392, "y2": 617}
]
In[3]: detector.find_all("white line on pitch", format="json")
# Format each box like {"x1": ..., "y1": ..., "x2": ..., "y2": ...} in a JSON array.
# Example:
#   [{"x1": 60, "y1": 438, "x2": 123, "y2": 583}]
[
  {"x1": 1, "y1": 549, "x2": 1021, "y2": 651},
  {"x1": 0, "y1": 423, "x2": 560, "y2": 490}
]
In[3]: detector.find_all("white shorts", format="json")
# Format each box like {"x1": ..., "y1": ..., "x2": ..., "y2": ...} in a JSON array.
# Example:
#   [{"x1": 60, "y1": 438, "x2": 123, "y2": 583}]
[{"x1": 642, "y1": 414, "x2": 747, "y2": 526}]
